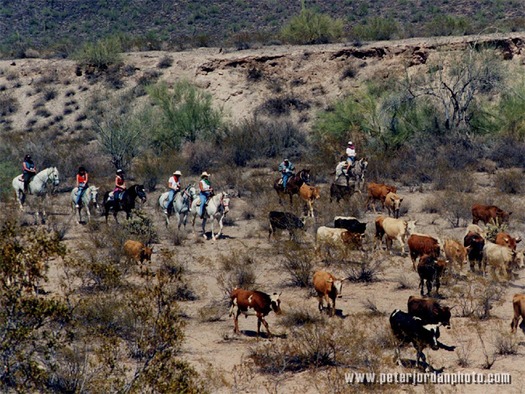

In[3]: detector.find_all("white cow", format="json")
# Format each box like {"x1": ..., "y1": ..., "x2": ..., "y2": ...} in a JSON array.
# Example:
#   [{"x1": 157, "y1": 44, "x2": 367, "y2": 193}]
[
  {"x1": 375, "y1": 216, "x2": 416, "y2": 253},
  {"x1": 482, "y1": 242, "x2": 525, "y2": 281}
]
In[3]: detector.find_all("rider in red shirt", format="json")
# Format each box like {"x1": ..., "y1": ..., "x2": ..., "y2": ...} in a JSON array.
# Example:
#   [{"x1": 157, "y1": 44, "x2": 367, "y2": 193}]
[
  {"x1": 113, "y1": 169, "x2": 126, "y2": 200},
  {"x1": 75, "y1": 166, "x2": 89, "y2": 208}
]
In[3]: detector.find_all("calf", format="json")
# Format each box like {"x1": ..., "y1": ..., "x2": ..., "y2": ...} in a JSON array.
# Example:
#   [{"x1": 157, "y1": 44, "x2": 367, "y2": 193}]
[
  {"x1": 495, "y1": 232, "x2": 521, "y2": 251},
  {"x1": 471, "y1": 204, "x2": 511, "y2": 226},
  {"x1": 268, "y1": 211, "x2": 305, "y2": 240},
  {"x1": 299, "y1": 184, "x2": 320, "y2": 217},
  {"x1": 334, "y1": 216, "x2": 367, "y2": 234},
  {"x1": 407, "y1": 296, "x2": 451, "y2": 328},
  {"x1": 123, "y1": 240, "x2": 153, "y2": 265},
  {"x1": 417, "y1": 255, "x2": 447, "y2": 297},
  {"x1": 384, "y1": 192, "x2": 403, "y2": 218},
  {"x1": 313, "y1": 271, "x2": 343, "y2": 317},
  {"x1": 229, "y1": 288, "x2": 282, "y2": 338},
  {"x1": 390, "y1": 310, "x2": 455, "y2": 370},
  {"x1": 365, "y1": 182, "x2": 397, "y2": 213},
  {"x1": 482, "y1": 241, "x2": 525, "y2": 281},
  {"x1": 511, "y1": 293, "x2": 525, "y2": 334},
  {"x1": 443, "y1": 239, "x2": 468, "y2": 272},
  {"x1": 464, "y1": 231, "x2": 485, "y2": 272},
  {"x1": 408, "y1": 233, "x2": 441, "y2": 271}
]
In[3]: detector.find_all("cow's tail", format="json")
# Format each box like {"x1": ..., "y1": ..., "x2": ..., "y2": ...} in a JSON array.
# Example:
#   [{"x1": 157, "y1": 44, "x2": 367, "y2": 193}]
[{"x1": 229, "y1": 297, "x2": 238, "y2": 317}]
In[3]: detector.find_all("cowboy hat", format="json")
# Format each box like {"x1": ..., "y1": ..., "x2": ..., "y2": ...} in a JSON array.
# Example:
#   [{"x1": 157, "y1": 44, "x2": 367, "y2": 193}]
[
  {"x1": 348, "y1": 141, "x2": 353, "y2": 145},
  {"x1": 201, "y1": 171, "x2": 210, "y2": 177},
  {"x1": 174, "y1": 170, "x2": 182, "y2": 176}
]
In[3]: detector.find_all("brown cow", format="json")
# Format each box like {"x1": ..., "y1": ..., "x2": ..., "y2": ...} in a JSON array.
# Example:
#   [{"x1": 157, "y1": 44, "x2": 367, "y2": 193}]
[
  {"x1": 471, "y1": 204, "x2": 511, "y2": 225},
  {"x1": 408, "y1": 234, "x2": 441, "y2": 271},
  {"x1": 313, "y1": 271, "x2": 343, "y2": 317},
  {"x1": 417, "y1": 255, "x2": 447, "y2": 297},
  {"x1": 495, "y1": 232, "x2": 521, "y2": 251},
  {"x1": 123, "y1": 240, "x2": 153, "y2": 265},
  {"x1": 443, "y1": 239, "x2": 468, "y2": 272},
  {"x1": 229, "y1": 288, "x2": 282, "y2": 338},
  {"x1": 511, "y1": 293, "x2": 525, "y2": 334},
  {"x1": 407, "y1": 296, "x2": 452, "y2": 328},
  {"x1": 365, "y1": 182, "x2": 397, "y2": 213},
  {"x1": 299, "y1": 184, "x2": 320, "y2": 217}
]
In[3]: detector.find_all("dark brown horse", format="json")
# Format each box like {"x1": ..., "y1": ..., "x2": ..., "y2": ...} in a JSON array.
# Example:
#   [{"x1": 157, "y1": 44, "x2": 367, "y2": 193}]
[{"x1": 273, "y1": 168, "x2": 310, "y2": 205}]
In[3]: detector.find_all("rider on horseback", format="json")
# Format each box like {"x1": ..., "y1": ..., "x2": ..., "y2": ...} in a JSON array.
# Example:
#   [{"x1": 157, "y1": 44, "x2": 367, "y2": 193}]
[
  {"x1": 346, "y1": 141, "x2": 356, "y2": 169},
  {"x1": 278, "y1": 158, "x2": 295, "y2": 190},
  {"x1": 199, "y1": 172, "x2": 213, "y2": 218},
  {"x1": 75, "y1": 166, "x2": 89, "y2": 208},
  {"x1": 165, "y1": 170, "x2": 182, "y2": 214},
  {"x1": 22, "y1": 154, "x2": 37, "y2": 194},
  {"x1": 113, "y1": 169, "x2": 126, "y2": 202}
]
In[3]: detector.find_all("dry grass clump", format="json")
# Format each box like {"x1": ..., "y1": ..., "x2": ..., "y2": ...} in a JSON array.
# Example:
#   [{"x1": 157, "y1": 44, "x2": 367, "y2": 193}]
[
  {"x1": 250, "y1": 316, "x2": 387, "y2": 374},
  {"x1": 344, "y1": 255, "x2": 384, "y2": 283},
  {"x1": 281, "y1": 244, "x2": 316, "y2": 287},
  {"x1": 0, "y1": 92, "x2": 19, "y2": 116},
  {"x1": 217, "y1": 250, "x2": 257, "y2": 291},
  {"x1": 421, "y1": 190, "x2": 472, "y2": 227},
  {"x1": 494, "y1": 169, "x2": 523, "y2": 194},
  {"x1": 279, "y1": 306, "x2": 324, "y2": 328},
  {"x1": 450, "y1": 276, "x2": 505, "y2": 320}
]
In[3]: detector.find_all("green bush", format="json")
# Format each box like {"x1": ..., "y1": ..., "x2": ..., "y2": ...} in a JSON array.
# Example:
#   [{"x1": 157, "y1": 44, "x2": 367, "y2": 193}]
[
  {"x1": 73, "y1": 35, "x2": 123, "y2": 70},
  {"x1": 351, "y1": 17, "x2": 399, "y2": 41},
  {"x1": 280, "y1": 8, "x2": 343, "y2": 44},
  {"x1": 424, "y1": 15, "x2": 472, "y2": 36}
]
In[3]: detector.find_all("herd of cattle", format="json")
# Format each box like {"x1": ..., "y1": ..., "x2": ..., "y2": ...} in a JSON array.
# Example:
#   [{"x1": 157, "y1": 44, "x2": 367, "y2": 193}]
[{"x1": 230, "y1": 181, "x2": 525, "y2": 371}]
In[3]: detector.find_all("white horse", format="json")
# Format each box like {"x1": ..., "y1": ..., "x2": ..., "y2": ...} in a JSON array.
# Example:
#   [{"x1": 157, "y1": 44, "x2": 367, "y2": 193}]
[
  {"x1": 334, "y1": 158, "x2": 368, "y2": 190},
  {"x1": 158, "y1": 185, "x2": 198, "y2": 229},
  {"x1": 189, "y1": 192, "x2": 230, "y2": 240},
  {"x1": 70, "y1": 185, "x2": 99, "y2": 223},
  {"x1": 12, "y1": 167, "x2": 60, "y2": 223}
]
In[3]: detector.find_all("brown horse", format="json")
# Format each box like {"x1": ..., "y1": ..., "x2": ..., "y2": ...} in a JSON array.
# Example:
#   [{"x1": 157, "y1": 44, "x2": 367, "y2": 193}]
[{"x1": 273, "y1": 168, "x2": 310, "y2": 205}]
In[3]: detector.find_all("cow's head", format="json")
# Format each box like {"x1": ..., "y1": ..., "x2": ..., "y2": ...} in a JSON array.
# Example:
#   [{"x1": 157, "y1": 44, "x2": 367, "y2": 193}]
[
  {"x1": 433, "y1": 305, "x2": 451, "y2": 329},
  {"x1": 141, "y1": 246, "x2": 153, "y2": 262},
  {"x1": 270, "y1": 292, "x2": 282, "y2": 314},
  {"x1": 512, "y1": 250, "x2": 525, "y2": 269}
]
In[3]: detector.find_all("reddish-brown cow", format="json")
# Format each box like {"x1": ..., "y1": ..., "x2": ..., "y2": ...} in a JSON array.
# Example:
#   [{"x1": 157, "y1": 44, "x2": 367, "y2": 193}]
[
  {"x1": 123, "y1": 240, "x2": 153, "y2": 265},
  {"x1": 471, "y1": 204, "x2": 511, "y2": 225},
  {"x1": 408, "y1": 234, "x2": 441, "y2": 271},
  {"x1": 417, "y1": 255, "x2": 447, "y2": 297},
  {"x1": 229, "y1": 288, "x2": 282, "y2": 338},
  {"x1": 365, "y1": 182, "x2": 397, "y2": 213},
  {"x1": 407, "y1": 296, "x2": 452, "y2": 328},
  {"x1": 444, "y1": 239, "x2": 468, "y2": 272}
]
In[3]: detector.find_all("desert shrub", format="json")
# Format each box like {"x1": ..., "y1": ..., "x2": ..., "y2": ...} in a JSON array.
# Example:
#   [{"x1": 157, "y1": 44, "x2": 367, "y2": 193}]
[
  {"x1": 279, "y1": 307, "x2": 324, "y2": 328},
  {"x1": 198, "y1": 299, "x2": 228, "y2": 322},
  {"x1": 157, "y1": 55, "x2": 173, "y2": 69},
  {"x1": 351, "y1": 17, "x2": 399, "y2": 41},
  {"x1": 217, "y1": 251, "x2": 257, "y2": 291},
  {"x1": 146, "y1": 80, "x2": 224, "y2": 151},
  {"x1": 424, "y1": 15, "x2": 472, "y2": 36},
  {"x1": 422, "y1": 191, "x2": 472, "y2": 227},
  {"x1": 280, "y1": 7, "x2": 343, "y2": 44},
  {"x1": 123, "y1": 209, "x2": 158, "y2": 245},
  {"x1": 450, "y1": 277, "x2": 505, "y2": 320},
  {"x1": 281, "y1": 245, "x2": 315, "y2": 287},
  {"x1": 494, "y1": 169, "x2": 523, "y2": 194},
  {"x1": 73, "y1": 35, "x2": 123, "y2": 70},
  {"x1": 345, "y1": 257, "x2": 383, "y2": 283},
  {"x1": 0, "y1": 159, "x2": 18, "y2": 201},
  {"x1": 43, "y1": 88, "x2": 57, "y2": 101},
  {"x1": 251, "y1": 317, "x2": 384, "y2": 374},
  {"x1": 183, "y1": 141, "x2": 216, "y2": 174},
  {"x1": 257, "y1": 96, "x2": 310, "y2": 117},
  {"x1": 221, "y1": 117, "x2": 308, "y2": 166},
  {"x1": 494, "y1": 330, "x2": 519, "y2": 355},
  {"x1": 0, "y1": 92, "x2": 19, "y2": 116}
]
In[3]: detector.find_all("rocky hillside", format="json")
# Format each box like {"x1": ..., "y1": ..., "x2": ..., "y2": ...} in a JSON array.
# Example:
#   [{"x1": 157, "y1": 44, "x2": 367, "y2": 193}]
[{"x1": 2, "y1": 33, "x2": 525, "y2": 138}]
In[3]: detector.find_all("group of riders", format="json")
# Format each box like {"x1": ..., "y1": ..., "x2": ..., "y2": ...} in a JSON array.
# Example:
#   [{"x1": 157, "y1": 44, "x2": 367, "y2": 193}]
[
  {"x1": 21, "y1": 140, "x2": 356, "y2": 216},
  {"x1": 21, "y1": 154, "x2": 215, "y2": 219},
  {"x1": 277, "y1": 140, "x2": 358, "y2": 188}
]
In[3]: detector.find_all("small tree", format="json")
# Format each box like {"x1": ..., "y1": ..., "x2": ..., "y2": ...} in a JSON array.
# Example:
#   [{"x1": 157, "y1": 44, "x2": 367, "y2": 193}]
[{"x1": 280, "y1": 5, "x2": 343, "y2": 44}]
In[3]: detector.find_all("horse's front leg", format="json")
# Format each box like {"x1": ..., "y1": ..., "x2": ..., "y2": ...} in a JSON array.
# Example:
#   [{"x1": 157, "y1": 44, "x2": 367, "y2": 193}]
[
  {"x1": 212, "y1": 216, "x2": 224, "y2": 241},
  {"x1": 201, "y1": 218, "x2": 207, "y2": 239}
]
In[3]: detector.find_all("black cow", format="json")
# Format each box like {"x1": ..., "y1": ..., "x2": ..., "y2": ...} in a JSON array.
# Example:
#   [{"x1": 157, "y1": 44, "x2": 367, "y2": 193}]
[
  {"x1": 464, "y1": 231, "x2": 485, "y2": 272},
  {"x1": 407, "y1": 296, "x2": 451, "y2": 328},
  {"x1": 268, "y1": 211, "x2": 305, "y2": 240},
  {"x1": 390, "y1": 310, "x2": 455, "y2": 370},
  {"x1": 334, "y1": 216, "x2": 367, "y2": 234}
]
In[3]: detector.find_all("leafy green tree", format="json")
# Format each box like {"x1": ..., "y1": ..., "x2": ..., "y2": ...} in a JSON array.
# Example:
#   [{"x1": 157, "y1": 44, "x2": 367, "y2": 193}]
[
  {"x1": 73, "y1": 35, "x2": 123, "y2": 70},
  {"x1": 280, "y1": 5, "x2": 344, "y2": 44}
]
